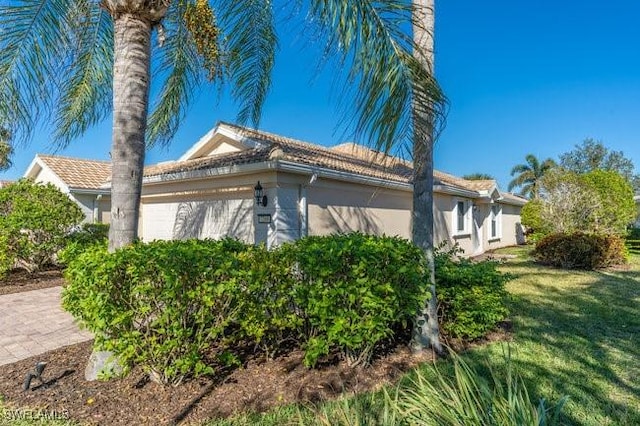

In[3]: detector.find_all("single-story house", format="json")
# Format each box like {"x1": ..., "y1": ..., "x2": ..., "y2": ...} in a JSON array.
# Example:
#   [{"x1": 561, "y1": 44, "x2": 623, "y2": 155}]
[
  {"x1": 0, "y1": 180, "x2": 12, "y2": 188},
  {"x1": 136, "y1": 122, "x2": 526, "y2": 255},
  {"x1": 23, "y1": 155, "x2": 112, "y2": 223},
  {"x1": 23, "y1": 122, "x2": 526, "y2": 256}
]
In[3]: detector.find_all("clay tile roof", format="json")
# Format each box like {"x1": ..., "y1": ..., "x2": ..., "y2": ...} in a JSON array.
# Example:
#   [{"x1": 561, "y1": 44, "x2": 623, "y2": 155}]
[
  {"x1": 499, "y1": 192, "x2": 528, "y2": 204},
  {"x1": 144, "y1": 123, "x2": 414, "y2": 183},
  {"x1": 37, "y1": 155, "x2": 111, "y2": 190},
  {"x1": 143, "y1": 122, "x2": 491, "y2": 195}
]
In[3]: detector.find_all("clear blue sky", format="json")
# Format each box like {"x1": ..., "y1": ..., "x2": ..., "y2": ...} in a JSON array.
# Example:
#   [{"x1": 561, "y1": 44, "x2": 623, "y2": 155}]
[{"x1": 2, "y1": 0, "x2": 640, "y2": 192}]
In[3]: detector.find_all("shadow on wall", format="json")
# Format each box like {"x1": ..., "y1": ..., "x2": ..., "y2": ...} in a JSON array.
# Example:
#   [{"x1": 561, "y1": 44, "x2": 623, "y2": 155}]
[
  {"x1": 516, "y1": 223, "x2": 526, "y2": 245},
  {"x1": 434, "y1": 207, "x2": 455, "y2": 251},
  {"x1": 316, "y1": 206, "x2": 383, "y2": 235},
  {"x1": 172, "y1": 200, "x2": 253, "y2": 241}
]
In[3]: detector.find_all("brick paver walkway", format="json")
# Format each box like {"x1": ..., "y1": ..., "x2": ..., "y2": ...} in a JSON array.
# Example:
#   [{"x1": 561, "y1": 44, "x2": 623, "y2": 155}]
[{"x1": 0, "y1": 286, "x2": 93, "y2": 366}]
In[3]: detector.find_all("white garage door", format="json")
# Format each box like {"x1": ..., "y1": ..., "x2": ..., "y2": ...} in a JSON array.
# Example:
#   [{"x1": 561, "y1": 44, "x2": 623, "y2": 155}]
[{"x1": 142, "y1": 197, "x2": 254, "y2": 243}]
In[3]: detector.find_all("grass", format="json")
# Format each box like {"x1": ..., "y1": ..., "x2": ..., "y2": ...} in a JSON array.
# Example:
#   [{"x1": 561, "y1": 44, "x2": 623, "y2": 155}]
[{"x1": 208, "y1": 246, "x2": 640, "y2": 425}]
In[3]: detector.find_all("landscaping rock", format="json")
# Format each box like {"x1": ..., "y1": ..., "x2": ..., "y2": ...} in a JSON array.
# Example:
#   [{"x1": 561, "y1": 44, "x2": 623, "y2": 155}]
[{"x1": 85, "y1": 350, "x2": 123, "y2": 381}]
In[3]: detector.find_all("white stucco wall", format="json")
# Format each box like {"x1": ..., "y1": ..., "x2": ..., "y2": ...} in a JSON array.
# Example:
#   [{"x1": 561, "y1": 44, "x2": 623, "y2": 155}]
[{"x1": 307, "y1": 180, "x2": 412, "y2": 239}]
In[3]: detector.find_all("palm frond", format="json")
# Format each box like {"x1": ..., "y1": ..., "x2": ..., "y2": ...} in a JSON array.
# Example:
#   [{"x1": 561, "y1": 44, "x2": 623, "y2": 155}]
[
  {"x1": 510, "y1": 163, "x2": 531, "y2": 176},
  {"x1": 53, "y1": 0, "x2": 113, "y2": 147},
  {"x1": 215, "y1": 0, "x2": 277, "y2": 127},
  {"x1": 147, "y1": 0, "x2": 216, "y2": 146},
  {"x1": 307, "y1": 0, "x2": 447, "y2": 153},
  {"x1": 0, "y1": 0, "x2": 76, "y2": 143},
  {"x1": 0, "y1": 139, "x2": 13, "y2": 171}
]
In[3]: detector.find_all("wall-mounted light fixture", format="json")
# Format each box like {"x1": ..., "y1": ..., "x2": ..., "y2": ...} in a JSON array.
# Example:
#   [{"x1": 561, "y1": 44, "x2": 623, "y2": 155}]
[{"x1": 254, "y1": 181, "x2": 268, "y2": 207}]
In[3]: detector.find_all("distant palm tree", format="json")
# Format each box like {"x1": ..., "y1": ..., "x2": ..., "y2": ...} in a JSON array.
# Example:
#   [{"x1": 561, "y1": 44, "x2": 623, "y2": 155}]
[
  {"x1": 1, "y1": 0, "x2": 445, "y2": 251},
  {"x1": 508, "y1": 154, "x2": 556, "y2": 199},
  {"x1": 0, "y1": 128, "x2": 12, "y2": 171},
  {"x1": 463, "y1": 173, "x2": 494, "y2": 180}
]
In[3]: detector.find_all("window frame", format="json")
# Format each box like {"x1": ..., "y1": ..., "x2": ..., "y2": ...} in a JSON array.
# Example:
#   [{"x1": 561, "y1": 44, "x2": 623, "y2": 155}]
[
  {"x1": 453, "y1": 199, "x2": 471, "y2": 236},
  {"x1": 489, "y1": 204, "x2": 502, "y2": 240}
]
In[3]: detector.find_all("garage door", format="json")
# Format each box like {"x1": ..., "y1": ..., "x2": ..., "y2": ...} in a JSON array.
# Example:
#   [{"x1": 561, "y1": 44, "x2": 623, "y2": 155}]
[{"x1": 142, "y1": 197, "x2": 254, "y2": 243}]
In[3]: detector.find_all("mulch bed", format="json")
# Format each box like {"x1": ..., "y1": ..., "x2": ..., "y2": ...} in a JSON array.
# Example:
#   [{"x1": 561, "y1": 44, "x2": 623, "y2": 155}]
[
  {"x1": 0, "y1": 269, "x2": 65, "y2": 296},
  {"x1": 0, "y1": 340, "x2": 435, "y2": 425}
]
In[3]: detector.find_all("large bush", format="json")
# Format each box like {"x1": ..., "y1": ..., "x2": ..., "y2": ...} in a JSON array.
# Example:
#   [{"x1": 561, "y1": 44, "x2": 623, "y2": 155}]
[
  {"x1": 63, "y1": 234, "x2": 429, "y2": 381},
  {"x1": 286, "y1": 233, "x2": 428, "y2": 367},
  {"x1": 435, "y1": 247, "x2": 510, "y2": 340},
  {"x1": 58, "y1": 222, "x2": 110, "y2": 266},
  {"x1": 0, "y1": 179, "x2": 84, "y2": 277},
  {"x1": 62, "y1": 238, "x2": 249, "y2": 385},
  {"x1": 534, "y1": 169, "x2": 635, "y2": 238},
  {"x1": 533, "y1": 232, "x2": 626, "y2": 270}
]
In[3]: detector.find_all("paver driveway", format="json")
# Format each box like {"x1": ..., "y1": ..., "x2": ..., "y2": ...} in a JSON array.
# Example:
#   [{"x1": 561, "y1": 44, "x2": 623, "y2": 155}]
[{"x1": 0, "y1": 286, "x2": 92, "y2": 366}]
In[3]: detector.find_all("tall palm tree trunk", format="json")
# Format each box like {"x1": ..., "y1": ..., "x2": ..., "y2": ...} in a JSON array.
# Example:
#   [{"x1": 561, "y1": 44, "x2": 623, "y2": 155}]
[
  {"x1": 411, "y1": 0, "x2": 442, "y2": 354},
  {"x1": 108, "y1": 13, "x2": 152, "y2": 251}
]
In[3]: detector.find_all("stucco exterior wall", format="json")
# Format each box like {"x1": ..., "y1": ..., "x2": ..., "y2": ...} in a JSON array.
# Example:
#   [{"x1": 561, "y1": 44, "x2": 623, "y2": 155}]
[
  {"x1": 32, "y1": 165, "x2": 68, "y2": 192},
  {"x1": 486, "y1": 202, "x2": 523, "y2": 250},
  {"x1": 307, "y1": 180, "x2": 412, "y2": 239}
]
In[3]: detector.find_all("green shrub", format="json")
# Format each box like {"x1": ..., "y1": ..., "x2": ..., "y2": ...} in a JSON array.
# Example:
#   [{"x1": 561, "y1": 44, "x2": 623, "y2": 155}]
[
  {"x1": 0, "y1": 179, "x2": 84, "y2": 277},
  {"x1": 63, "y1": 234, "x2": 426, "y2": 380},
  {"x1": 435, "y1": 247, "x2": 510, "y2": 340},
  {"x1": 520, "y1": 199, "x2": 549, "y2": 243},
  {"x1": 287, "y1": 233, "x2": 428, "y2": 367},
  {"x1": 62, "y1": 238, "x2": 249, "y2": 385},
  {"x1": 533, "y1": 232, "x2": 626, "y2": 270},
  {"x1": 59, "y1": 223, "x2": 110, "y2": 265},
  {"x1": 231, "y1": 245, "x2": 303, "y2": 358}
]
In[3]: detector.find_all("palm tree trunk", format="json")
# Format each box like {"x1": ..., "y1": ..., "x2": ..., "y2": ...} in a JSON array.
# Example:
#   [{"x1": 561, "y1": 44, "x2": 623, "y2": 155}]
[
  {"x1": 411, "y1": 0, "x2": 442, "y2": 354},
  {"x1": 108, "y1": 13, "x2": 152, "y2": 251}
]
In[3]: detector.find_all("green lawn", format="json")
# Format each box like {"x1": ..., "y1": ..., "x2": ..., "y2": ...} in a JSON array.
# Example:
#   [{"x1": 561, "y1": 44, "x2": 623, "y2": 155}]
[
  {"x1": 491, "y1": 246, "x2": 640, "y2": 425},
  {"x1": 210, "y1": 246, "x2": 640, "y2": 425}
]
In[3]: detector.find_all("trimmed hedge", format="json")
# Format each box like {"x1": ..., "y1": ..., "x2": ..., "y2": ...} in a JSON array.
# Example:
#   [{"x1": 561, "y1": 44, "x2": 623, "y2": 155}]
[
  {"x1": 533, "y1": 232, "x2": 626, "y2": 270},
  {"x1": 286, "y1": 234, "x2": 427, "y2": 367},
  {"x1": 63, "y1": 234, "x2": 429, "y2": 382},
  {"x1": 435, "y1": 247, "x2": 510, "y2": 340},
  {"x1": 62, "y1": 234, "x2": 511, "y2": 383}
]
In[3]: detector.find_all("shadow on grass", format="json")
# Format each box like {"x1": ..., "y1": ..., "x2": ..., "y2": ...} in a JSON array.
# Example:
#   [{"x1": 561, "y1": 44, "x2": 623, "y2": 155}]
[{"x1": 500, "y1": 260, "x2": 640, "y2": 425}]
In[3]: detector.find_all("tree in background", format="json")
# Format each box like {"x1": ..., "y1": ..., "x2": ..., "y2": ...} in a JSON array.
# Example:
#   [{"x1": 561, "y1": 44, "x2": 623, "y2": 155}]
[
  {"x1": 508, "y1": 154, "x2": 557, "y2": 199},
  {"x1": 0, "y1": 128, "x2": 12, "y2": 171},
  {"x1": 522, "y1": 169, "x2": 635, "y2": 238},
  {"x1": 463, "y1": 173, "x2": 494, "y2": 180},
  {"x1": 559, "y1": 138, "x2": 640, "y2": 192},
  {"x1": 0, "y1": 0, "x2": 445, "y2": 252}
]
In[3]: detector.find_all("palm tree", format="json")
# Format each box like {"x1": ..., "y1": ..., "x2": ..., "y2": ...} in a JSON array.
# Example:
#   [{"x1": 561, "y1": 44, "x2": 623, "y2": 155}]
[
  {"x1": 410, "y1": 0, "x2": 443, "y2": 354},
  {"x1": 463, "y1": 172, "x2": 494, "y2": 180},
  {"x1": 508, "y1": 154, "x2": 556, "y2": 199},
  {"x1": 0, "y1": 128, "x2": 12, "y2": 171},
  {"x1": 0, "y1": 0, "x2": 445, "y2": 251}
]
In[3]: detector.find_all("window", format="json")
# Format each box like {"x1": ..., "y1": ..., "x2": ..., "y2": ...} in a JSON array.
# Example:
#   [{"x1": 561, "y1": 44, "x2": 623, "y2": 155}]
[
  {"x1": 456, "y1": 201, "x2": 465, "y2": 232},
  {"x1": 490, "y1": 204, "x2": 502, "y2": 239},
  {"x1": 454, "y1": 200, "x2": 470, "y2": 235}
]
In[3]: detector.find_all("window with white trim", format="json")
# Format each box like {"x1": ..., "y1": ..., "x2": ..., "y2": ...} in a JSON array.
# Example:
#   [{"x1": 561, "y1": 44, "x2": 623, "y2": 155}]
[
  {"x1": 453, "y1": 199, "x2": 471, "y2": 235},
  {"x1": 490, "y1": 204, "x2": 502, "y2": 239}
]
